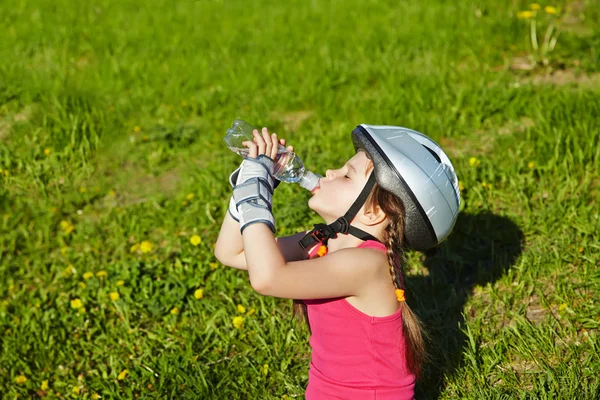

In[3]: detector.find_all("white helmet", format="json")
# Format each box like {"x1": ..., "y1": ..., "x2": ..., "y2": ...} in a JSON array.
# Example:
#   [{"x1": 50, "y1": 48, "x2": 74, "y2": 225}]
[{"x1": 299, "y1": 124, "x2": 460, "y2": 252}]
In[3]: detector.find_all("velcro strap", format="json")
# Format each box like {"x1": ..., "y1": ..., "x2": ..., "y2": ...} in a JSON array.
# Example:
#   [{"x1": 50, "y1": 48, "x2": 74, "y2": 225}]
[
  {"x1": 239, "y1": 202, "x2": 276, "y2": 233},
  {"x1": 233, "y1": 177, "x2": 273, "y2": 210}
]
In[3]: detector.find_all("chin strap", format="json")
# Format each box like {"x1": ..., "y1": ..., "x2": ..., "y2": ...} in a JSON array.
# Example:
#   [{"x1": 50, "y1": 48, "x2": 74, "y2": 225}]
[{"x1": 299, "y1": 173, "x2": 380, "y2": 250}]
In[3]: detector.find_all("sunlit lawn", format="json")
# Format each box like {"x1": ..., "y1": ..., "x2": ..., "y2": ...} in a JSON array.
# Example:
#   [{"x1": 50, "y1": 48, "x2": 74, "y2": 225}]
[{"x1": 1, "y1": 0, "x2": 599, "y2": 398}]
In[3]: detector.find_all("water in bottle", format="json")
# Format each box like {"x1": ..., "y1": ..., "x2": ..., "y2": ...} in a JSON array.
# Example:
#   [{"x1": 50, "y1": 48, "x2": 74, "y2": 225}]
[{"x1": 224, "y1": 119, "x2": 321, "y2": 192}]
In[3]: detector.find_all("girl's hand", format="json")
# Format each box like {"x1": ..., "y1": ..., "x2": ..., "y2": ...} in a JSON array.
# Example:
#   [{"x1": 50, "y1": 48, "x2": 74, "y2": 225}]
[{"x1": 242, "y1": 127, "x2": 294, "y2": 160}]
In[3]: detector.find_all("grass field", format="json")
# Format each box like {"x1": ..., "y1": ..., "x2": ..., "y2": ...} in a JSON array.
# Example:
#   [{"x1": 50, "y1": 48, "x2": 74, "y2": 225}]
[{"x1": 1, "y1": 0, "x2": 599, "y2": 398}]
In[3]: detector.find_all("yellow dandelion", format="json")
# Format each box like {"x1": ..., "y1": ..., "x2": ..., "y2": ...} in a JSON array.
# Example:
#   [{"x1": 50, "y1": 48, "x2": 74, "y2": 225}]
[
  {"x1": 108, "y1": 189, "x2": 116, "y2": 197},
  {"x1": 190, "y1": 235, "x2": 202, "y2": 246},
  {"x1": 83, "y1": 272, "x2": 94, "y2": 280},
  {"x1": 41, "y1": 380, "x2": 49, "y2": 390},
  {"x1": 529, "y1": 3, "x2": 541, "y2": 11},
  {"x1": 70, "y1": 298, "x2": 83, "y2": 309},
  {"x1": 15, "y1": 375, "x2": 27, "y2": 384},
  {"x1": 79, "y1": 187, "x2": 87, "y2": 193},
  {"x1": 96, "y1": 270, "x2": 108, "y2": 278},
  {"x1": 62, "y1": 266, "x2": 74, "y2": 277},
  {"x1": 232, "y1": 316, "x2": 244, "y2": 329},
  {"x1": 468, "y1": 157, "x2": 480, "y2": 167},
  {"x1": 78, "y1": 282, "x2": 87, "y2": 289},
  {"x1": 80, "y1": 307, "x2": 86, "y2": 314},
  {"x1": 73, "y1": 386, "x2": 81, "y2": 395},
  {"x1": 458, "y1": 181, "x2": 465, "y2": 191},
  {"x1": 44, "y1": 148, "x2": 51, "y2": 156},
  {"x1": 262, "y1": 363, "x2": 269, "y2": 376},
  {"x1": 171, "y1": 307, "x2": 179, "y2": 314},
  {"x1": 117, "y1": 369, "x2": 128, "y2": 380},
  {"x1": 558, "y1": 303, "x2": 567, "y2": 311},
  {"x1": 517, "y1": 10, "x2": 535, "y2": 19},
  {"x1": 140, "y1": 241, "x2": 153, "y2": 253},
  {"x1": 109, "y1": 292, "x2": 120, "y2": 301},
  {"x1": 186, "y1": 193, "x2": 195, "y2": 200},
  {"x1": 194, "y1": 288, "x2": 204, "y2": 299},
  {"x1": 578, "y1": 247, "x2": 584, "y2": 253},
  {"x1": 544, "y1": 6, "x2": 557, "y2": 14},
  {"x1": 247, "y1": 307, "x2": 256, "y2": 316},
  {"x1": 91, "y1": 394, "x2": 100, "y2": 400},
  {"x1": 116, "y1": 280, "x2": 125, "y2": 286},
  {"x1": 133, "y1": 126, "x2": 141, "y2": 133},
  {"x1": 130, "y1": 243, "x2": 140, "y2": 253},
  {"x1": 237, "y1": 304, "x2": 246, "y2": 314},
  {"x1": 209, "y1": 262, "x2": 219, "y2": 270},
  {"x1": 528, "y1": 162, "x2": 535, "y2": 169}
]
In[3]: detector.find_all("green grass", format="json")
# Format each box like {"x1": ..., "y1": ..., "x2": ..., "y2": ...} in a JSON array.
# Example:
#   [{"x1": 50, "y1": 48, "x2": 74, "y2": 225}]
[{"x1": 1, "y1": 0, "x2": 599, "y2": 398}]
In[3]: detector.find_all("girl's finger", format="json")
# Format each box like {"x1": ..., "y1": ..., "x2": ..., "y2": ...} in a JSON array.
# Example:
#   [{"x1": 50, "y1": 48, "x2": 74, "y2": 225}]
[
  {"x1": 254, "y1": 129, "x2": 266, "y2": 156},
  {"x1": 271, "y1": 133, "x2": 279, "y2": 160},
  {"x1": 287, "y1": 146, "x2": 294, "y2": 152},
  {"x1": 261, "y1": 127, "x2": 272, "y2": 156}
]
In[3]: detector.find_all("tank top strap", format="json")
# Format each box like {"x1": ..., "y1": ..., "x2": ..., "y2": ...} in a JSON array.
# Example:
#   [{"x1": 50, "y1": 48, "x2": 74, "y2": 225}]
[{"x1": 357, "y1": 239, "x2": 387, "y2": 253}]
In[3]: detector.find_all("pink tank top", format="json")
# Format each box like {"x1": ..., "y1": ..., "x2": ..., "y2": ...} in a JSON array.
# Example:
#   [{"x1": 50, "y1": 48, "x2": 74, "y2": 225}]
[{"x1": 303, "y1": 240, "x2": 415, "y2": 400}]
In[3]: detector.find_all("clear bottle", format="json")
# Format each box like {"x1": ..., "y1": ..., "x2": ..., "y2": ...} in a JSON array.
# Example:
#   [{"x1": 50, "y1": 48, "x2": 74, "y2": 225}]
[{"x1": 224, "y1": 119, "x2": 321, "y2": 192}]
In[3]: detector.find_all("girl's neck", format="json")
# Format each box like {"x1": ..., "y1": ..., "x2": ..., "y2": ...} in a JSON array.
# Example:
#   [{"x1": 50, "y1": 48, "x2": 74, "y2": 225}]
[{"x1": 325, "y1": 233, "x2": 381, "y2": 253}]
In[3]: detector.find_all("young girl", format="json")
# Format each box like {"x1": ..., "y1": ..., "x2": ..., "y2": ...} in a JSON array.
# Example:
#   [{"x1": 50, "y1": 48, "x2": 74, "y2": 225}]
[{"x1": 214, "y1": 124, "x2": 460, "y2": 399}]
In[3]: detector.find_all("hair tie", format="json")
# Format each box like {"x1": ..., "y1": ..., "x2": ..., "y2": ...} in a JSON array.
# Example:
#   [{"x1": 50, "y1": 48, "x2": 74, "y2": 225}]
[{"x1": 395, "y1": 289, "x2": 406, "y2": 302}]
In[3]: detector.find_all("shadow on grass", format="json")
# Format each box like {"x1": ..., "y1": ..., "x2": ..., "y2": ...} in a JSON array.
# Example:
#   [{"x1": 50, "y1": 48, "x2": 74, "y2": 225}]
[{"x1": 412, "y1": 211, "x2": 524, "y2": 399}]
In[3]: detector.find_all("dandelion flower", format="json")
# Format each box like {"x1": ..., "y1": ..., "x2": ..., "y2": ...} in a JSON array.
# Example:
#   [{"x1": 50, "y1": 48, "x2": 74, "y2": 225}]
[
  {"x1": 70, "y1": 298, "x2": 83, "y2": 309},
  {"x1": 247, "y1": 307, "x2": 256, "y2": 316},
  {"x1": 190, "y1": 235, "x2": 202, "y2": 246},
  {"x1": 544, "y1": 6, "x2": 557, "y2": 14},
  {"x1": 130, "y1": 243, "x2": 140, "y2": 253},
  {"x1": 578, "y1": 247, "x2": 584, "y2": 253},
  {"x1": 528, "y1": 162, "x2": 535, "y2": 169},
  {"x1": 91, "y1": 394, "x2": 100, "y2": 399},
  {"x1": 171, "y1": 307, "x2": 179, "y2": 314},
  {"x1": 133, "y1": 126, "x2": 141, "y2": 133},
  {"x1": 83, "y1": 272, "x2": 94, "y2": 280},
  {"x1": 79, "y1": 187, "x2": 87, "y2": 193},
  {"x1": 209, "y1": 262, "x2": 219, "y2": 270},
  {"x1": 73, "y1": 386, "x2": 81, "y2": 395},
  {"x1": 96, "y1": 270, "x2": 108, "y2": 278},
  {"x1": 41, "y1": 380, "x2": 49, "y2": 390},
  {"x1": 78, "y1": 282, "x2": 87, "y2": 289},
  {"x1": 116, "y1": 280, "x2": 125, "y2": 286},
  {"x1": 529, "y1": 3, "x2": 541, "y2": 11},
  {"x1": 262, "y1": 364, "x2": 269, "y2": 376},
  {"x1": 117, "y1": 369, "x2": 128, "y2": 380},
  {"x1": 468, "y1": 157, "x2": 480, "y2": 167},
  {"x1": 140, "y1": 241, "x2": 153, "y2": 253},
  {"x1": 558, "y1": 303, "x2": 567, "y2": 311},
  {"x1": 109, "y1": 292, "x2": 120, "y2": 301},
  {"x1": 186, "y1": 193, "x2": 195, "y2": 200},
  {"x1": 15, "y1": 375, "x2": 27, "y2": 384},
  {"x1": 517, "y1": 10, "x2": 535, "y2": 19},
  {"x1": 458, "y1": 181, "x2": 465, "y2": 191},
  {"x1": 44, "y1": 148, "x2": 51, "y2": 156},
  {"x1": 194, "y1": 288, "x2": 204, "y2": 299},
  {"x1": 232, "y1": 316, "x2": 244, "y2": 329},
  {"x1": 108, "y1": 189, "x2": 116, "y2": 197},
  {"x1": 237, "y1": 304, "x2": 246, "y2": 314}
]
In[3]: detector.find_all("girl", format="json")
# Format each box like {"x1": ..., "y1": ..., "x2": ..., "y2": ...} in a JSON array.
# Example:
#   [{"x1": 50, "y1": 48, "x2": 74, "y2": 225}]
[{"x1": 214, "y1": 124, "x2": 460, "y2": 399}]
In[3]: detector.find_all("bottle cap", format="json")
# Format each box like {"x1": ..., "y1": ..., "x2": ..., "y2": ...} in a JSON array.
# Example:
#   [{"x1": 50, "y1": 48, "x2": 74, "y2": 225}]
[{"x1": 300, "y1": 171, "x2": 322, "y2": 192}]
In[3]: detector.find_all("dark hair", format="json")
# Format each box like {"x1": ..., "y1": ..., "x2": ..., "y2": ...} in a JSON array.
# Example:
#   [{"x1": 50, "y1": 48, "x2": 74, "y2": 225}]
[{"x1": 294, "y1": 160, "x2": 427, "y2": 377}]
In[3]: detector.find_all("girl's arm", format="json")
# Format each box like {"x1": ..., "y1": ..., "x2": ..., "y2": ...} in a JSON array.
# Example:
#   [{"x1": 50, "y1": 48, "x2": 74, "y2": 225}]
[
  {"x1": 242, "y1": 223, "x2": 377, "y2": 299},
  {"x1": 214, "y1": 211, "x2": 310, "y2": 269}
]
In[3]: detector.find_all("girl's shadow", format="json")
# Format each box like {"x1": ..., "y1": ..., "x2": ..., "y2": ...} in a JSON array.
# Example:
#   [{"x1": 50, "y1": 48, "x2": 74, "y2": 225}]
[{"x1": 412, "y1": 211, "x2": 524, "y2": 399}]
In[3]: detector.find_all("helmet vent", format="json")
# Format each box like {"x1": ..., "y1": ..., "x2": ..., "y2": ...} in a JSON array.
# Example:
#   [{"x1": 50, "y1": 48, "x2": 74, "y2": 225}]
[{"x1": 422, "y1": 145, "x2": 441, "y2": 163}]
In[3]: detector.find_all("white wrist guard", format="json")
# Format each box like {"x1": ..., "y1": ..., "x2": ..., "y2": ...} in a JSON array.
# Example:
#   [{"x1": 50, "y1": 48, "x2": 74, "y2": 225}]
[{"x1": 232, "y1": 155, "x2": 276, "y2": 233}]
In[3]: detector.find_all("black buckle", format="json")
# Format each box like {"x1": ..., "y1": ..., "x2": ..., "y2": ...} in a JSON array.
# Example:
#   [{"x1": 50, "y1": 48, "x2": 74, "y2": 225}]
[
  {"x1": 334, "y1": 217, "x2": 350, "y2": 234},
  {"x1": 310, "y1": 224, "x2": 329, "y2": 242}
]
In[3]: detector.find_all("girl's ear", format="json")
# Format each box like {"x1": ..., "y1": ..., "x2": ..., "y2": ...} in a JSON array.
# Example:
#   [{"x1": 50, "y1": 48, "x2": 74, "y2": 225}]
[{"x1": 360, "y1": 205, "x2": 387, "y2": 226}]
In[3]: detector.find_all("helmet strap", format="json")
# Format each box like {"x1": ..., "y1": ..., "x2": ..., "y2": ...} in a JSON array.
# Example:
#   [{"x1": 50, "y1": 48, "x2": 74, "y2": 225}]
[{"x1": 299, "y1": 173, "x2": 380, "y2": 250}]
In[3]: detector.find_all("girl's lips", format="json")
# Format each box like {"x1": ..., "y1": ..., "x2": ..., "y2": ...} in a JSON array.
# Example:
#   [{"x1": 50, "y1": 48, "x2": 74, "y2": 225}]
[{"x1": 310, "y1": 179, "x2": 322, "y2": 195}]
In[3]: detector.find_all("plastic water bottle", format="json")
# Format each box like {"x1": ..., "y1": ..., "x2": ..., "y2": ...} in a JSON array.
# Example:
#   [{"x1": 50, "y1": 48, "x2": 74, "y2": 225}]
[{"x1": 224, "y1": 119, "x2": 321, "y2": 192}]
